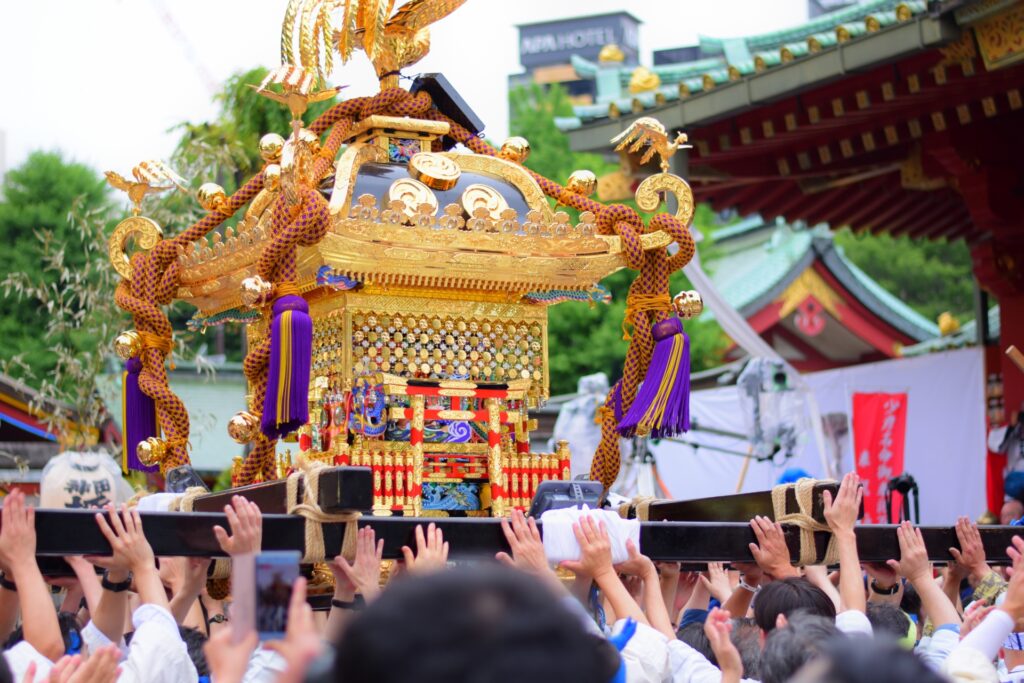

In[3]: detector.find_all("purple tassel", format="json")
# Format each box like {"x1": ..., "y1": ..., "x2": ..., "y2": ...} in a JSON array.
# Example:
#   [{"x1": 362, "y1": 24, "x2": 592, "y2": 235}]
[
  {"x1": 123, "y1": 358, "x2": 158, "y2": 473},
  {"x1": 261, "y1": 294, "x2": 312, "y2": 439},
  {"x1": 618, "y1": 317, "x2": 691, "y2": 438}
]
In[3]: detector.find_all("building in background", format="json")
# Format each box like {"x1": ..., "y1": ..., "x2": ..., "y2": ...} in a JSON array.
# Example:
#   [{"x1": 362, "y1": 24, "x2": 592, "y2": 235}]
[{"x1": 509, "y1": 11, "x2": 641, "y2": 105}]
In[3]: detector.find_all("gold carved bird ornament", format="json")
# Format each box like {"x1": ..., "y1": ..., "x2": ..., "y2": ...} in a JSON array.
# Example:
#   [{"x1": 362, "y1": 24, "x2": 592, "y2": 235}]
[
  {"x1": 281, "y1": 0, "x2": 466, "y2": 88},
  {"x1": 610, "y1": 117, "x2": 691, "y2": 173},
  {"x1": 104, "y1": 160, "x2": 186, "y2": 214}
]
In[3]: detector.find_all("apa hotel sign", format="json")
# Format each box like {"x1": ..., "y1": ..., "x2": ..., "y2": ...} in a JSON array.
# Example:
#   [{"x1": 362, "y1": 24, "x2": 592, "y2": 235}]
[{"x1": 517, "y1": 12, "x2": 640, "y2": 68}]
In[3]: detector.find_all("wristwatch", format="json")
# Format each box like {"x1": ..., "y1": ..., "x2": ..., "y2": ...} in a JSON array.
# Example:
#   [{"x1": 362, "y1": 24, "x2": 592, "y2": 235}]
[
  {"x1": 0, "y1": 573, "x2": 16, "y2": 592},
  {"x1": 331, "y1": 594, "x2": 366, "y2": 611},
  {"x1": 869, "y1": 579, "x2": 899, "y2": 595},
  {"x1": 101, "y1": 571, "x2": 133, "y2": 593},
  {"x1": 738, "y1": 579, "x2": 760, "y2": 593}
]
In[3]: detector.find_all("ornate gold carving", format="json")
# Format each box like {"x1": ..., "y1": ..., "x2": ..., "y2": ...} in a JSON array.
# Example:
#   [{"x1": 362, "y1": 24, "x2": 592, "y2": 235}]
[
  {"x1": 442, "y1": 153, "x2": 552, "y2": 221},
  {"x1": 388, "y1": 178, "x2": 439, "y2": 220},
  {"x1": 611, "y1": 117, "x2": 690, "y2": 173},
  {"x1": 460, "y1": 183, "x2": 510, "y2": 221},
  {"x1": 634, "y1": 172, "x2": 695, "y2": 227},
  {"x1": 329, "y1": 143, "x2": 390, "y2": 217},
  {"x1": 408, "y1": 152, "x2": 461, "y2": 190},
  {"x1": 776, "y1": 268, "x2": 841, "y2": 319},
  {"x1": 108, "y1": 216, "x2": 163, "y2": 281},
  {"x1": 974, "y1": 4, "x2": 1024, "y2": 71}
]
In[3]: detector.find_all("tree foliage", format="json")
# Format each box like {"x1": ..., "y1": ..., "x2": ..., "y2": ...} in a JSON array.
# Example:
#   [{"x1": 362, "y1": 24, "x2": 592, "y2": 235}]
[
  {"x1": 833, "y1": 228, "x2": 975, "y2": 322},
  {"x1": 508, "y1": 84, "x2": 728, "y2": 395}
]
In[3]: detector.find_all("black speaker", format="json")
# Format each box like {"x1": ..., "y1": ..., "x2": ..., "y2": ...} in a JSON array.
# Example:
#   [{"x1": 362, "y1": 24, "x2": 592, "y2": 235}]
[{"x1": 528, "y1": 480, "x2": 603, "y2": 518}]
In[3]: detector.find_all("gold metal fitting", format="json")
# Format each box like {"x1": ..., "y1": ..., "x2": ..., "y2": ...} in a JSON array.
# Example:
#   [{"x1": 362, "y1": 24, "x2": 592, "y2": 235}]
[
  {"x1": 263, "y1": 164, "x2": 282, "y2": 191},
  {"x1": 260, "y1": 133, "x2": 285, "y2": 163},
  {"x1": 565, "y1": 170, "x2": 597, "y2": 198},
  {"x1": 113, "y1": 330, "x2": 142, "y2": 361},
  {"x1": 499, "y1": 137, "x2": 530, "y2": 164},
  {"x1": 672, "y1": 290, "x2": 704, "y2": 320},
  {"x1": 240, "y1": 275, "x2": 274, "y2": 308},
  {"x1": 136, "y1": 437, "x2": 167, "y2": 468},
  {"x1": 197, "y1": 183, "x2": 227, "y2": 212},
  {"x1": 227, "y1": 411, "x2": 261, "y2": 444}
]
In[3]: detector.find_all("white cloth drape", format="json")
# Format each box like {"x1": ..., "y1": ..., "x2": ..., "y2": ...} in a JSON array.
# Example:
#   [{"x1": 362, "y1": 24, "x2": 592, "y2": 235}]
[{"x1": 683, "y1": 248, "x2": 834, "y2": 478}]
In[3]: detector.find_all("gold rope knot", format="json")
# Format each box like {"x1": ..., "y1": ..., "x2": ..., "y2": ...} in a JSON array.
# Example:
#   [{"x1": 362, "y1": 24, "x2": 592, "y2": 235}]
[
  {"x1": 771, "y1": 478, "x2": 839, "y2": 566},
  {"x1": 138, "y1": 331, "x2": 173, "y2": 355},
  {"x1": 275, "y1": 281, "x2": 302, "y2": 298},
  {"x1": 286, "y1": 455, "x2": 361, "y2": 564},
  {"x1": 622, "y1": 293, "x2": 671, "y2": 340}
]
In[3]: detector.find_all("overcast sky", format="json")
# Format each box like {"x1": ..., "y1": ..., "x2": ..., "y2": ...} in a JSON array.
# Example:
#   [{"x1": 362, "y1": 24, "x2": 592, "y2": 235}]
[{"x1": 0, "y1": 0, "x2": 808, "y2": 177}]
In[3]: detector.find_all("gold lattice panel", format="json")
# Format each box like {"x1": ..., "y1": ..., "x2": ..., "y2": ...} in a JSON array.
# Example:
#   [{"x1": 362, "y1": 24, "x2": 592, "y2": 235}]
[{"x1": 309, "y1": 291, "x2": 548, "y2": 400}]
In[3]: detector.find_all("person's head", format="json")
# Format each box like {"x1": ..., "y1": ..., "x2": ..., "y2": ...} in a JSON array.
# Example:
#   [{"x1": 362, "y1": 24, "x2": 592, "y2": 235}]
[
  {"x1": 866, "y1": 603, "x2": 912, "y2": 645},
  {"x1": 759, "y1": 612, "x2": 840, "y2": 683},
  {"x1": 676, "y1": 622, "x2": 715, "y2": 666},
  {"x1": 179, "y1": 626, "x2": 209, "y2": 678},
  {"x1": 753, "y1": 578, "x2": 837, "y2": 634},
  {"x1": 789, "y1": 634, "x2": 948, "y2": 683},
  {"x1": 731, "y1": 617, "x2": 762, "y2": 680},
  {"x1": 1002, "y1": 498, "x2": 1024, "y2": 525},
  {"x1": 334, "y1": 565, "x2": 620, "y2": 683},
  {"x1": 4, "y1": 611, "x2": 83, "y2": 657}
]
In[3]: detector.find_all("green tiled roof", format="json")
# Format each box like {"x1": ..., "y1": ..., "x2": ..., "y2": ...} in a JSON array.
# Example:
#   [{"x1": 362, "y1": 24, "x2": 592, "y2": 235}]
[
  {"x1": 833, "y1": 247, "x2": 939, "y2": 337},
  {"x1": 559, "y1": 0, "x2": 929, "y2": 127}
]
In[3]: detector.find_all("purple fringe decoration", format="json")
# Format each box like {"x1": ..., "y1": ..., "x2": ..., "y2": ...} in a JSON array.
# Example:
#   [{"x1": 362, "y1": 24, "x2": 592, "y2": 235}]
[
  {"x1": 261, "y1": 294, "x2": 312, "y2": 439},
  {"x1": 123, "y1": 357, "x2": 158, "y2": 473},
  {"x1": 617, "y1": 317, "x2": 691, "y2": 438}
]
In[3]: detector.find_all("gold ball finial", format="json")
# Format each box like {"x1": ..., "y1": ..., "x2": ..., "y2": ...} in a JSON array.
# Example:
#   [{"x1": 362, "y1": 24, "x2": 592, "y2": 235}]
[
  {"x1": 598, "y1": 44, "x2": 625, "y2": 63},
  {"x1": 197, "y1": 183, "x2": 227, "y2": 212},
  {"x1": 297, "y1": 128, "x2": 321, "y2": 154},
  {"x1": 136, "y1": 436, "x2": 167, "y2": 468},
  {"x1": 565, "y1": 170, "x2": 597, "y2": 198},
  {"x1": 240, "y1": 275, "x2": 274, "y2": 308},
  {"x1": 938, "y1": 311, "x2": 961, "y2": 337},
  {"x1": 672, "y1": 290, "x2": 704, "y2": 320},
  {"x1": 260, "y1": 133, "x2": 285, "y2": 162},
  {"x1": 629, "y1": 66, "x2": 662, "y2": 94},
  {"x1": 227, "y1": 411, "x2": 261, "y2": 444},
  {"x1": 499, "y1": 137, "x2": 531, "y2": 164},
  {"x1": 263, "y1": 164, "x2": 282, "y2": 191},
  {"x1": 113, "y1": 330, "x2": 142, "y2": 360}
]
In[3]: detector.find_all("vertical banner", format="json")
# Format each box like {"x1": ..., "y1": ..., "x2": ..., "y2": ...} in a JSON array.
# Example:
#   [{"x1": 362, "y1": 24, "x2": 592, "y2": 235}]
[{"x1": 852, "y1": 392, "x2": 908, "y2": 523}]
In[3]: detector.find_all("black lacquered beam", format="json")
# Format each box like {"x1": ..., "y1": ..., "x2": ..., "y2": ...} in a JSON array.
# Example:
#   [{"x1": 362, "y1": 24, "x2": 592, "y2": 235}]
[
  {"x1": 645, "y1": 482, "x2": 846, "y2": 524},
  {"x1": 191, "y1": 467, "x2": 373, "y2": 514},
  {"x1": 14, "y1": 510, "x2": 1024, "y2": 566}
]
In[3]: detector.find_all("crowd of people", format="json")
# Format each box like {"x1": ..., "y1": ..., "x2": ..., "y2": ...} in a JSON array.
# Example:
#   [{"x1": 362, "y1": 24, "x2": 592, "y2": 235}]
[{"x1": 1, "y1": 472, "x2": 1023, "y2": 682}]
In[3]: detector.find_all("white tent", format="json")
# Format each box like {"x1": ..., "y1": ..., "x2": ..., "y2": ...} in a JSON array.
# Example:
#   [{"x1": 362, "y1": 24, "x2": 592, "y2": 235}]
[{"x1": 651, "y1": 347, "x2": 986, "y2": 524}]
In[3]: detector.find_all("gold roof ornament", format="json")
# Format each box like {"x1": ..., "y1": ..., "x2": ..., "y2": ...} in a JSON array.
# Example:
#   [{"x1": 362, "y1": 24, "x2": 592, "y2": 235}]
[
  {"x1": 104, "y1": 160, "x2": 185, "y2": 215},
  {"x1": 628, "y1": 66, "x2": 661, "y2": 94},
  {"x1": 251, "y1": 64, "x2": 341, "y2": 121},
  {"x1": 938, "y1": 312, "x2": 961, "y2": 337},
  {"x1": 281, "y1": 0, "x2": 467, "y2": 90},
  {"x1": 598, "y1": 43, "x2": 625, "y2": 63},
  {"x1": 611, "y1": 117, "x2": 691, "y2": 174}
]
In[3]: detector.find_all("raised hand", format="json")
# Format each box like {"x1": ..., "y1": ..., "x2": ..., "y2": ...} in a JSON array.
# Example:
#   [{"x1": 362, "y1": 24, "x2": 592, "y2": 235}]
[
  {"x1": 0, "y1": 489, "x2": 36, "y2": 577},
  {"x1": 87, "y1": 505, "x2": 155, "y2": 575},
  {"x1": 67, "y1": 644, "x2": 121, "y2": 683},
  {"x1": 1002, "y1": 536, "x2": 1024, "y2": 622},
  {"x1": 960, "y1": 599, "x2": 994, "y2": 639},
  {"x1": 213, "y1": 496, "x2": 263, "y2": 556},
  {"x1": 614, "y1": 539, "x2": 657, "y2": 580},
  {"x1": 496, "y1": 510, "x2": 554, "y2": 578},
  {"x1": 204, "y1": 621, "x2": 259, "y2": 683},
  {"x1": 704, "y1": 607, "x2": 743, "y2": 683},
  {"x1": 699, "y1": 562, "x2": 733, "y2": 603},
  {"x1": 822, "y1": 472, "x2": 862, "y2": 536},
  {"x1": 401, "y1": 523, "x2": 449, "y2": 574},
  {"x1": 949, "y1": 516, "x2": 991, "y2": 584},
  {"x1": 332, "y1": 527, "x2": 384, "y2": 602},
  {"x1": 749, "y1": 516, "x2": 797, "y2": 579},
  {"x1": 560, "y1": 516, "x2": 614, "y2": 581},
  {"x1": 886, "y1": 521, "x2": 931, "y2": 583}
]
